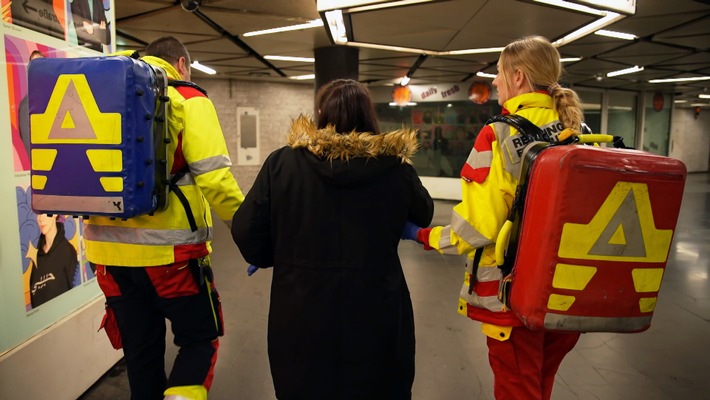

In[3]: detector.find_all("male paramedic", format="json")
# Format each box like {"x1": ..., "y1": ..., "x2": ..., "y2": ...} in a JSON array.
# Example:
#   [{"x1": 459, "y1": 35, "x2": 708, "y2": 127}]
[{"x1": 84, "y1": 36, "x2": 244, "y2": 400}]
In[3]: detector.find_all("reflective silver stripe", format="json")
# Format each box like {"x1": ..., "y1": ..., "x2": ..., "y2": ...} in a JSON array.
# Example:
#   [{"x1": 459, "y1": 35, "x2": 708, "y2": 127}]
[
  {"x1": 493, "y1": 122, "x2": 525, "y2": 178},
  {"x1": 174, "y1": 173, "x2": 195, "y2": 186},
  {"x1": 543, "y1": 313, "x2": 652, "y2": 332},
  {"x1": 539, "y1": 120, "x2": 565, "y2": 141},
  {"x1": 436, "y1": 226, "x2": 461, "y2": 255},
  {"x1": 495, "y1": 119, "x2": 563, "y2": 179},
  {"x1": 188, "y1": 155, "x2": 232, "y2": 176},
  {"x1": 459, "y1": 283, "x2": 505, "y2": 312},
  {"x1": 476, "y1": 264, "x2": 503, "y2": 283},
  {"x1": 465, "y1": 148, "x2": 492, "y2": 170},
  {"x1": 33, "y1": 194, "x2": 126, "y2": 214},
  {"x1": 451, "y1": 211, "x2": 491, "y2": 248},
  {"x1": 84, "y1": 224, "x2": 212, "y2": 245}
]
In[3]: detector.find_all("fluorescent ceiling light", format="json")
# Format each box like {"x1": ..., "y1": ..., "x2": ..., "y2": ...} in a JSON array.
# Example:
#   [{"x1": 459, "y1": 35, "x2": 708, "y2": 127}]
[
  {"x1": 690, "y1": 103, "x2": 709, "y2": 107},
  {"x1": 289, "y1": 74, "x2": 315, "y2": 80},
  {"x1": 572, "y1": 0, "x2": 636, "y2": 15},
  {"x1": 674, "y1": 100, "x2": 688, "y2": 103},
  {"x1": 191, "y1": 61, "x2": 216, "y2": 75},
  {"x1": 389, "y1": 102, "x2": 417, "y2": 106},
  {"x1": 606, "y1": 65, "x2": 643, "y2": 77},
  {"x1": 649, "y1": 76, "x2": 710, "y2": 83},
  {"x1": 560, "y1": 57, "x2": 582, "y2": 62},
  {"x1": 343, "y1": 41, "x2": 437, "y2": 55},
  {"x1": 318, "y1": 0, "x2": 624, "y2": 66},
  {"x1": 264, "y1": 55, "x2": 315, "y2": 62},
  {"x1": 444, "y1": 47, "x2": 505, "y2": 56},
  {"x1": 400, "y1": 75, "x2": 410, "y2": 86},
  {"x1": 552, "y1": 11, "x2": 624, "y2": 47},
  {"x1": 347, "y1": 0, "x2": 436, "y2": 13},
  {"x1": 476, "y1": 72, "x2": 497, "y2": 79},
  {"x1": 699, "y1": 94, "x2": 710, "y2": 99},
  {"x1": 243, "y1": 19, "x2": 323, "y2": 37},
  {"x1": 595, "y1": 29, "x2": 637, "y2": 40},
  {"x1": 534, "y1": 0, "x2": 606, "y2": 16},
  {"x1": 324, "y1": 10, "x2": 348, "y2": 44}
]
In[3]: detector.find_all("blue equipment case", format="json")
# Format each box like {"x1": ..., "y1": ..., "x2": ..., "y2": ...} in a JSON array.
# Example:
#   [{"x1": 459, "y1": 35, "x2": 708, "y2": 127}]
[{"x1": 28, "y1": 55, "x2": 169, "y2": 219}]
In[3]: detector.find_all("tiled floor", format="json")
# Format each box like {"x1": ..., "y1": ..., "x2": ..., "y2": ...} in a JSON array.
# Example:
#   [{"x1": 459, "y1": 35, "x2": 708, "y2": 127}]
[{"x1": 79, "y1": 172, "x2": 710, "y2": 400}]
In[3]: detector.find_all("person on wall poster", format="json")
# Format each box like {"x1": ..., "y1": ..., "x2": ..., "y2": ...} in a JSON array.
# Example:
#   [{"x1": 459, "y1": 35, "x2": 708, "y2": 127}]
[
  {"x1": 5, "y1": 35, "x2": 58, "y2": 172},
  {"x1": 29, "y1": 214, "x2": 79, "y2": 308},
  {"x1": 70, "y1": 0, "x2": 110, "y2": 51},
  {"x1": 18, "y1": 50, "x2": 46, "y2": 158}
]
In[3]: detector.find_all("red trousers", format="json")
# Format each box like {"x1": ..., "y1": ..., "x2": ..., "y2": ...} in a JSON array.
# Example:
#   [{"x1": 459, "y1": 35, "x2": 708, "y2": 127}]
[
  {"x1": 96, "y1": 259, "x2": 223, "y2": 400},
  {"x1": 487, "y1": 327, "x2": 580, "y2": 400}
]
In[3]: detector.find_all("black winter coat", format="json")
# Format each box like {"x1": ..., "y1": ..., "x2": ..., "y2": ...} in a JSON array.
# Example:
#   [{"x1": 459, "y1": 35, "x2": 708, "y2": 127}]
[{"x1": 232, "y1": 116, "x2": 434, "y2": 400}]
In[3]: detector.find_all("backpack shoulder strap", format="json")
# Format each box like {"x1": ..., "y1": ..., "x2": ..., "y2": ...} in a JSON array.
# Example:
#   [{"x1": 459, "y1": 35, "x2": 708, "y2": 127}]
[
  {"x1": 168, "y1": 80, "x2": 208, "y2": 96},
  {"x1": 486, "y1": 114, "x2": 551, "y2": 142}
]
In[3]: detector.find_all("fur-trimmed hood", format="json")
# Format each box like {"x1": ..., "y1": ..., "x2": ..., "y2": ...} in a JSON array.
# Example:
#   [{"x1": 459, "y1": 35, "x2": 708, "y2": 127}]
[{"x1": 287, "y1": 115, "x2": 419, "y2": 164}]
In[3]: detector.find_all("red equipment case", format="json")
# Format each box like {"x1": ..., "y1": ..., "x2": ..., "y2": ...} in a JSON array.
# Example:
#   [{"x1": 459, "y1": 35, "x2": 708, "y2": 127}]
[{"x1": 507, "y1": 143, "x2": 686, "y2": 332}]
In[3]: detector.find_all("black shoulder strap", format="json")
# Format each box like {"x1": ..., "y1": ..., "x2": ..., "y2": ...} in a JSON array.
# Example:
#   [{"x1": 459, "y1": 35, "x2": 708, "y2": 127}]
[
  {"x1": 487, "y1": 114, "x2": 551, "y2": 142},
  {"x1": 159, "y1": 80, "x2": 201, "y2": 232},
  {"x1": 168, "y1": 167, "x2": 198, "y2": 232},
  {"x1": 486, "y1": 114, "x2": 552, "y2": 279}
]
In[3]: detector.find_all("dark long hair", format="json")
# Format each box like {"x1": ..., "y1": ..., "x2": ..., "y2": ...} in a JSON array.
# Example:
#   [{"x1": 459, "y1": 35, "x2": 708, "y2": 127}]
[{"x1": 315, "y1": 79, "x2": 381, "y2": 134}]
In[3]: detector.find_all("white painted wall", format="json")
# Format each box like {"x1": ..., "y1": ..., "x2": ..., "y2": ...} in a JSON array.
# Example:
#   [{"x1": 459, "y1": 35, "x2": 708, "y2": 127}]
[
  {"x1": 669, "y1": 107, "x2": 710, "y2": 173},
  {"x1": 0, "y1": 298, "x2": 122, "y2": 400}
]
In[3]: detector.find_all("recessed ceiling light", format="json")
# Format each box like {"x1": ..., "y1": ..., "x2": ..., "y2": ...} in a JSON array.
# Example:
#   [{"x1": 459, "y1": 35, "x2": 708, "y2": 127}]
[
  {"x1": 243, "y1": 19, "x2": 323, "y2": 37},
  {"x1": 289, "y1": 74, "x2": 315, "y2": 80},
  {"x1": 264, "y1": 55, "x2": 315, "y2": 63},
  {"x1": 476, "y1": 72, "x2": 496, "y2": 79},
  {"x1": 607, "y1": 65, "x2": 643, "y2": 77},
  {"x1": 191, "y1": 61, "x2": 216, "y2": 75},
  {"x1": 649, "y1": 76, "x2": 710, "y2": 83},
  {"x1": 595, "y1": 29, "x2": 637, "y2": 40}
]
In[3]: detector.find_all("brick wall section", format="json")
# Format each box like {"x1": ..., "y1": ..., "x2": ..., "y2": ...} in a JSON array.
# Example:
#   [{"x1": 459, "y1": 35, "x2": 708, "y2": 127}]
[{"x1": 195, "y1": 78, "x2": 315, "y2": 193}]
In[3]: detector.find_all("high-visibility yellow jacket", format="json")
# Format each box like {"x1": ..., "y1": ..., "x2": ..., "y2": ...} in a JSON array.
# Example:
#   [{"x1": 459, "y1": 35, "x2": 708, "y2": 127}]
[
  {"x1": 421, "y1": 91, "x2": 568, "y2": 339},
  {"x1": 84, "y1": 56, "x2": 244, "y2": 267}
]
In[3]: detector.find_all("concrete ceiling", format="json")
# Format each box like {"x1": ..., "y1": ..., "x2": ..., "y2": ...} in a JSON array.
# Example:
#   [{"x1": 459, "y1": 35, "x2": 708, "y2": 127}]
[{"x1": 113, "y1": 0, "x2": 710, "y2": 106}]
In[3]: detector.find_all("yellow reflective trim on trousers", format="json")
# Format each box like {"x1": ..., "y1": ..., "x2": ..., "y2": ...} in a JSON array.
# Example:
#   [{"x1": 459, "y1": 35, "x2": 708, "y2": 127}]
[{"x1": 164, "y1": 385, "x2": 207, "y2": 400}]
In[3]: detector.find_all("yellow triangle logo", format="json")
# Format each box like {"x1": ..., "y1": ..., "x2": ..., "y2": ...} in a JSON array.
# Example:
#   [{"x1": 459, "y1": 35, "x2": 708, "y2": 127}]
[
  {"x1": 608, "y1": 224, "x2": 626, "y2": 245},
  {"x1": 559, "y1": 182, "x2": 673, "y2": 262},
  {"x1": 61, "y1": 110, "x2": 76, "y2": 129},
  {"x1": 30, "y1": 74, "x2": 121, "y2": 144}
]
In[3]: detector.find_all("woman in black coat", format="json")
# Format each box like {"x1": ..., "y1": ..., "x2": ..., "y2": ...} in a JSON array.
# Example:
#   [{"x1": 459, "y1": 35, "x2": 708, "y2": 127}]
[{"x1": 231, "y1": 79, "x2": 434, "y2": 400}]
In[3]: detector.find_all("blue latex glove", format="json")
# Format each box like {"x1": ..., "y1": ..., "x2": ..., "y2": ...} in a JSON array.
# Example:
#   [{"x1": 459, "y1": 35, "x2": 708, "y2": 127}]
[
  {"x1": 247, "y1": 264, "x2": 259, "y2": 276},
  {"x1": 401, "y1": 221, "x2": 422, "y2": 242}
]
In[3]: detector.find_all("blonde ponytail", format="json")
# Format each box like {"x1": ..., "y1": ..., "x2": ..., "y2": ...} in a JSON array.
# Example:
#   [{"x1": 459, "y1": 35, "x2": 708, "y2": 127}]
[{"x1": 549, "y1": 85, "x2": 583, "y2": 131}]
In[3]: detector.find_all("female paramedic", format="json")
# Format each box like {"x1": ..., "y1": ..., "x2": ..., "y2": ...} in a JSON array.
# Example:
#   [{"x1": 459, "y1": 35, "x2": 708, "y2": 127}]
[{"x1": 403, "y1": 35, "x2": 585, "y2": 400}]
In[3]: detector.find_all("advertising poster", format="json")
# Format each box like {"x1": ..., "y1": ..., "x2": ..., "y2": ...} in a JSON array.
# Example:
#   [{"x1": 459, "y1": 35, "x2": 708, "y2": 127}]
[
  {"x1": 0, "y1": 19, "x2": 106, "y2": 354},
  {"x1": 3, "y1": 0, "x2": 114, "y2": 53}
]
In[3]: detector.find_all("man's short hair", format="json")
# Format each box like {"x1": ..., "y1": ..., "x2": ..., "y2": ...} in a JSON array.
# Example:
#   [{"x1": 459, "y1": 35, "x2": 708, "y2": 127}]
[{"x1": 144, "y1": 36, "x2": 190, "y2": 66}]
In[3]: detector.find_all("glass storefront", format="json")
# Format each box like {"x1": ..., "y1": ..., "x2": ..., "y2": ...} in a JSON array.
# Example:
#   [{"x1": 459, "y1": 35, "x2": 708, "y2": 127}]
[
  {"x1": 376, "y1": 100, "x2": 501, "y2": 178},
  {"x1": 608, "y1": 91, "x2": 638, "y2": 148},
  {"x1": 577, "y1": 89, "x2": 602, "y2": 133},
  {"x1": 643, "y1": 92, "x2": 671, "y2": 155}
]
